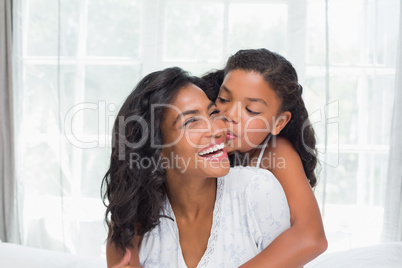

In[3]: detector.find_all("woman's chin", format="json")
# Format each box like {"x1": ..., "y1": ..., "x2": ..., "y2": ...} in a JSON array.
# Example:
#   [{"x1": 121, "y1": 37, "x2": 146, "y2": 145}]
[
  {"x1": 210, "y1": 165, "x2": 230, "y2": 178},
  {"x1": 215, "y1": 157, "x2": 231, "y2": 177},
  {"x1": 199, "y1": 158, "x2": 230, "y2": 178},
  {"x1": 195, "y1": 148, "x2": 231, "y2": 177}
]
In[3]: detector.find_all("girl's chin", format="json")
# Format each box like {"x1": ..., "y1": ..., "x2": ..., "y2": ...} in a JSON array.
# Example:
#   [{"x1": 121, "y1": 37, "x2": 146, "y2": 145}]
[
  {"x1": 225, "y1": 142, "x2": 245, "y2": 153},
  {"x1": 227, "y1": 139, "x2": 263, "y2": 153}
]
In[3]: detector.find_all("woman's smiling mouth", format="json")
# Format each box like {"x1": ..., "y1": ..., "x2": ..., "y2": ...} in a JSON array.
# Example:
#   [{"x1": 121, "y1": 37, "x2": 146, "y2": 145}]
[{"x1": 198, "y1": 140, "x2": 227, "y2": 161}]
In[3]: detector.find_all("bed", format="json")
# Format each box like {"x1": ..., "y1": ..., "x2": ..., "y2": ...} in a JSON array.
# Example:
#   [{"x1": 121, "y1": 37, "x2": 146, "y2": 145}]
[
  {"x1": 306, "y1": 242, "x2": 402, "y2": 268},
  {"x1": 1, "y1": 240, "x2": 401, "y2": 267},
  {"x1": 0, "y1": 241, "x2": 106, "y2": 268}
]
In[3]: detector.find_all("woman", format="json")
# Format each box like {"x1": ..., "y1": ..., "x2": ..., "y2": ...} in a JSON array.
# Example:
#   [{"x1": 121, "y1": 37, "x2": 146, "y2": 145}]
[
  {"x1": 102, "y1": 67, "x2": 290, "y2": 267},
  {"x1": 201, "y1": 48, "x2": 327, "y2": 267}
]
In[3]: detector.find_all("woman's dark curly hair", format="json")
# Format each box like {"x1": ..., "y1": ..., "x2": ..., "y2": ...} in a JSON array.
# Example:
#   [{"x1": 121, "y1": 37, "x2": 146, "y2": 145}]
[
  {"x1": 202, "y1": 48, "x2": 318, "y2": 188},
  {"x1": 101, "y1": 67, "x2": 200, "y2": 251}
]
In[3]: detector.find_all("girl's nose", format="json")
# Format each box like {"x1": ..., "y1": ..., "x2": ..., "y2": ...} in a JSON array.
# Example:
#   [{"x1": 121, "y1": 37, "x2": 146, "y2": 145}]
[{"x1": 224, "y1": 102, "x2": 240, "y2": 124}]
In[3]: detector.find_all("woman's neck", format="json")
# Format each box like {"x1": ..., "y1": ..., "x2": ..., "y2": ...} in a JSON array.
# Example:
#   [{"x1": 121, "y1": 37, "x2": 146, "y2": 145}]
[{"x1": 165, "y1": 172, "x2": 217, "y2": 221}]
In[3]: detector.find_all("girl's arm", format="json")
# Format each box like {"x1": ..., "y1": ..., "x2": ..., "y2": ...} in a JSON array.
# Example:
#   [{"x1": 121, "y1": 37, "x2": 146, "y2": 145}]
[{"x1": 240, "y1": 137, "x2": 327, "y2": 268}]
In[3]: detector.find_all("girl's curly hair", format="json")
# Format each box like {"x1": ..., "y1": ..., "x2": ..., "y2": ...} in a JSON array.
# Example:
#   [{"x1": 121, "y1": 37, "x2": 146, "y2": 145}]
[
  {"x1": 202, "y1": 48, "x2": 318, "y2": 187},
  {"x1": 101, "y1": 67, "x2": 200, "y2": 251}
]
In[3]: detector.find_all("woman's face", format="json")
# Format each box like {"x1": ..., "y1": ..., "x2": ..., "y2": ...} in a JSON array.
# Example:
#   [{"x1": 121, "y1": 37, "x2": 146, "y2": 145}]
[
  {"x1": 216, "y1": 69, "x2": 286, "y2": 153},
  {"x1": 160, "y1": 83, "x2": 230, "y2": 179}
]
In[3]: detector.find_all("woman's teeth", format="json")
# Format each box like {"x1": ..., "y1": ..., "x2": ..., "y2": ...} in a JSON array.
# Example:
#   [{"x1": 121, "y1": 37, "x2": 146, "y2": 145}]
[
  {"x1": 212, "y1": 151, "x2": 223, "y2": 158},
  {"x1": 198, "y1": 142, "x2": 225, "y2": 156}
]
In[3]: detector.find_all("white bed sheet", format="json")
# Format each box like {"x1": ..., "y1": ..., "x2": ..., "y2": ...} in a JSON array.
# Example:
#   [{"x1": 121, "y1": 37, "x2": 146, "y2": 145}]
[{"x1": 0, "y1": 241, "x2": 106, "y2": 268}]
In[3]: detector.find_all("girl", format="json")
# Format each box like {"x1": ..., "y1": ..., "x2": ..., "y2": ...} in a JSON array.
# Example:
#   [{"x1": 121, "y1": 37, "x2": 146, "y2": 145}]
[
  {"x1": 202, "y1": 48, "x2": 328, "y2": 267},
  {"x1": 103, "y1": 67, "x2": 290, "y2": 267}
]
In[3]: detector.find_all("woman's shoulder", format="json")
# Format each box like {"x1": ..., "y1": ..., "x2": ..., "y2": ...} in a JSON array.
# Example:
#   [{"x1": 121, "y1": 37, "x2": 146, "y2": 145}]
[
  {"x1": 221, "y1": 166, "x2": 283, "y2": 194},
  {"x1": 220, "y1": 166, "x2": 290, "y2": 241}
]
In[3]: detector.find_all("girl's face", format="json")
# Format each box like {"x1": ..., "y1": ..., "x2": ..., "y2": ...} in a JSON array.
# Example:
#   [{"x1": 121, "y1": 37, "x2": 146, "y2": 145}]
[
  {"x1": 160, "y1": 84, "x2": 230, "y2": 179},
  {"x1": 216, "y1": 69, "x2": 290, "y2": 153}
]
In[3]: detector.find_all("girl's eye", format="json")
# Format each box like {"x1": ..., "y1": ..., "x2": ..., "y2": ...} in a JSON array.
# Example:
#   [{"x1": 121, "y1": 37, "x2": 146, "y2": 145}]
[
  {"x1": 246, "y1": 107, "x2": 260, "y2": 115},
  {"x1": 217, "y1": 96, "x2": 229, "y2": 103},
  {"x1": 183, "y1": 118, "x2": 198, "y2": 127}
]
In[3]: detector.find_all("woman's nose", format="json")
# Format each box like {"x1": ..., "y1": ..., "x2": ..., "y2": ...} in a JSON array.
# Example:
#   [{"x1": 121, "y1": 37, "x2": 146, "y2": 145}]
[{"x1": 208, "y1": 117, "x2": 226, "y2": 140}]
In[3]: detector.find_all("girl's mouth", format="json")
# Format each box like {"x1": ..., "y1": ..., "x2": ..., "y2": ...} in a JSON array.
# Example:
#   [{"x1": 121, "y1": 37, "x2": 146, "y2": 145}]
[{"x1": 226, "y1": 130, "x2": 237, "y2": 141}]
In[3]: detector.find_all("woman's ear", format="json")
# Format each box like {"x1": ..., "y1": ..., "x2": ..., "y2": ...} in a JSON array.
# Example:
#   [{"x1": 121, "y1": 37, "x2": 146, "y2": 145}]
[{"x1": 272, "y1": 111, "x2": 291, "y2": 135}]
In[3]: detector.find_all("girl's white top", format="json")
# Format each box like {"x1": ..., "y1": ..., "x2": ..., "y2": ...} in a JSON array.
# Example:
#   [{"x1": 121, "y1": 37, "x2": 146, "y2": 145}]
[{"x1": 139, "y1": 166, "x2": 290, "y2": 267}]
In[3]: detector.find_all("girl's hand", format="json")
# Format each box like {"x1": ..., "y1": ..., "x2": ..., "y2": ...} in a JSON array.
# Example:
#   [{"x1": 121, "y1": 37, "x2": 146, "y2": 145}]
[{"x1": 111, "y1": 249, "x2": 143, "y2": 268}]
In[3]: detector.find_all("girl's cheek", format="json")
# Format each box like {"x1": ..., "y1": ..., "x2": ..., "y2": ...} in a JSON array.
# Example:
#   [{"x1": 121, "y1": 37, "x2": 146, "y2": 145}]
[
  {"x1": 245, "y1": 115, "x2": 272, "y2": 131},
  {"x1": 240, "y1": 112, "x2": 251, "y2": 131},
  {"x1": 216, "y1": 102, "x2": 225, "y2": 112},
  {"x1": 242, "y1": 118, "x2": 270, "y2": 144}
]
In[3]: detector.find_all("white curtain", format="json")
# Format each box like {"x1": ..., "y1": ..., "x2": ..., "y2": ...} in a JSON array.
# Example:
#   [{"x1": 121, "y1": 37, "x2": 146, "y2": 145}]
[
  {"x1": 0, "y1": 0, "x2": 21, "y2": 244},
  {"x1": 383, "y1": 1, "x2": 402, "y2": 242},
  {"x1": 8, "y1": 0, "x2": 401, "y2": 257}
]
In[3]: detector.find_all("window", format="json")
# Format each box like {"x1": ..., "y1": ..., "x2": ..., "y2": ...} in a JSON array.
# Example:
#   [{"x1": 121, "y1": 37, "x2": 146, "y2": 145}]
[{"x1": 15, "y1": 0, "x2": 400, "y2": 257}]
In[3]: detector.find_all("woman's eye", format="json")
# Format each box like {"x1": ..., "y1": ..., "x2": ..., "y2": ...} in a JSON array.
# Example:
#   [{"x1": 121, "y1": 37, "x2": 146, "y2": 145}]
[
  {"x1": 217, "y1": 96, "x2": 229, "y2": 103},
  {"x1": 246, "y1": 107, "x2": 260, "y2": 115},
  {"x1": 210, "y1": 109, "x2": 221, "y2": 117},
  {"x1": 183, "y1": 118, "x2": 198, "y2": 127}
]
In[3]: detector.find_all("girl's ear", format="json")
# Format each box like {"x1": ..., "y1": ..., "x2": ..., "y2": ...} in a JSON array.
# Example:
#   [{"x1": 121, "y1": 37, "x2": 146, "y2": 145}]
[{"x1": 272, "y1": 111, "x2": 291, "y2": 135}]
